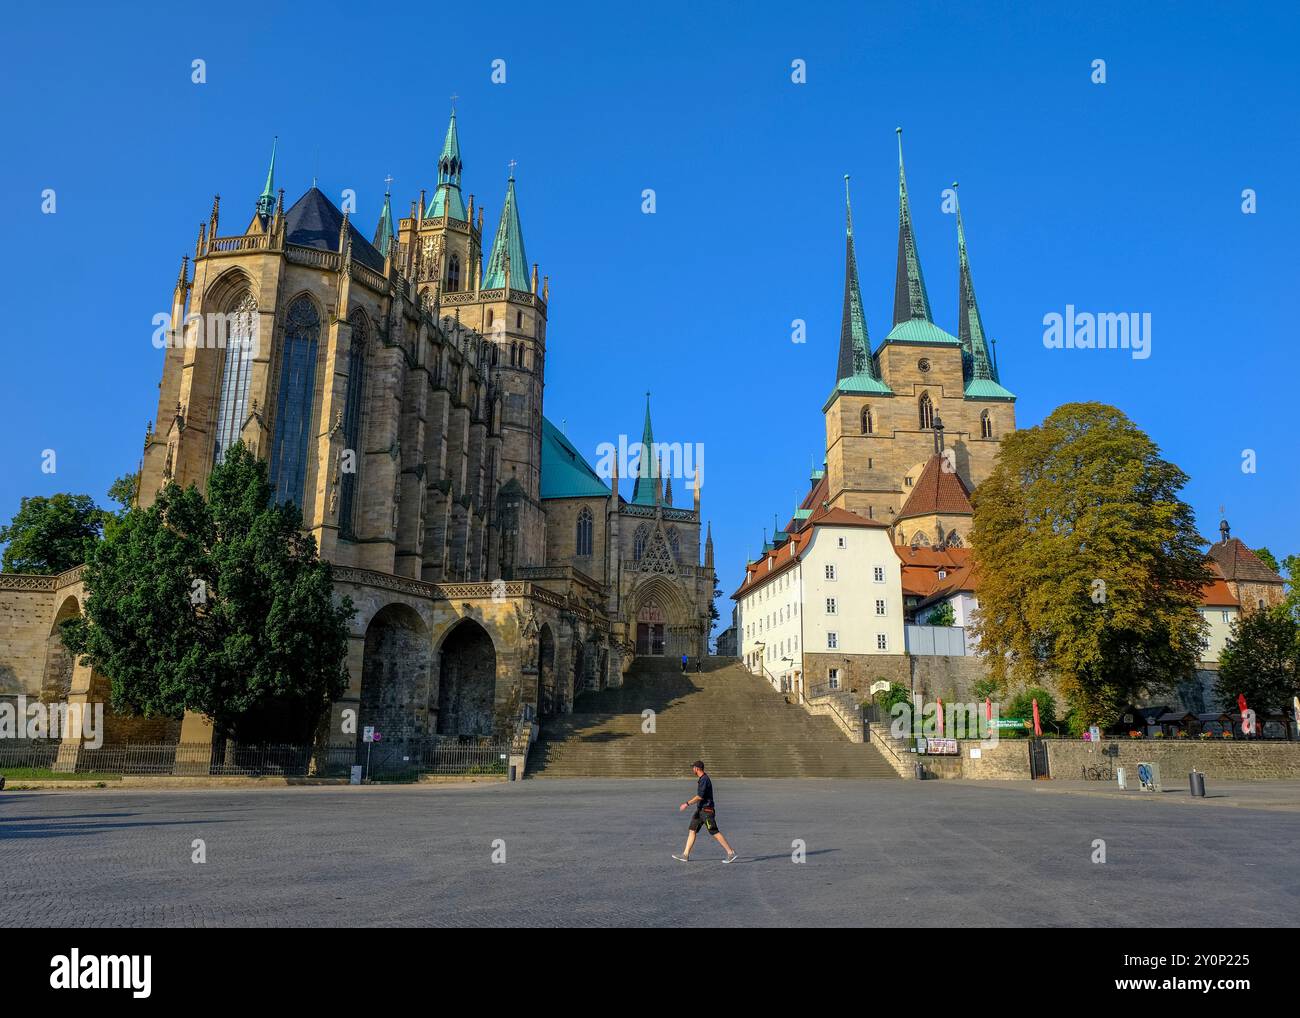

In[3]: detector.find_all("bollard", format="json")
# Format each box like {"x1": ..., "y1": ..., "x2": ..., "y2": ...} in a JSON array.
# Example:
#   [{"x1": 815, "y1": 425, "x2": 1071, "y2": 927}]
[
  {"x1": 1116, "y1": 767, "x2": 1127, "y2": 790},
  {"x1": 1189, "y1": 770, "x2": 1206, "y2": 797}
]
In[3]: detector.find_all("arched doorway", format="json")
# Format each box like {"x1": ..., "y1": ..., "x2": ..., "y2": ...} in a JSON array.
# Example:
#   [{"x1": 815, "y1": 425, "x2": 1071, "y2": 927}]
[
  {"x1": 572, "y1": 638, "x2": 587, "y2": 701},
  {"x1": 436, "y1": 620, "x2": 497, "y2": 736},
  {"x1": 636, "y1": 599, "x2": 666, "y2": 656},
  {"x1": 358, "y1": 604, "x2": 431, "y2": 753},
  {"x1": 41, "y1": 596, "x2": 80, "y2": 703},
  {"x1": 537, "y1": 623, "x2": 556, "y2": 717}
]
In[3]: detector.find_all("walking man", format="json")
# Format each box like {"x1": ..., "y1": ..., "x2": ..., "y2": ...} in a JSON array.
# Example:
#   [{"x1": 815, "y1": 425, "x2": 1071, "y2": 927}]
[
  {"x1": 673, "y1": 760, "x2": 738, "y2": 863},
  {"x1": 681, "y1": 652, "x2": 689, "y2": 673}
]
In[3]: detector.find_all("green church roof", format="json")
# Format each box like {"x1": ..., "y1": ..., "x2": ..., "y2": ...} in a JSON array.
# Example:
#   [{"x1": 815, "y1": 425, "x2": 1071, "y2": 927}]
[
  {"x1": 540, "y1": 417, "x2": 611, "y2": 499},
  {"x1": 881, "y1": 318, "x2": 961, "y2": 346},
  {"x1": 630, "y1": 394, "x2": 660, "y2": 506},
  {"x1": 483, "y1": 174, "x2": 529, "y2": 290},
  {"x1": 893, "y1": 128, "x2": 933, "y2": 327},
  {"x1": 963, "y1": 378, "x2": 1016, "y2": 401}
]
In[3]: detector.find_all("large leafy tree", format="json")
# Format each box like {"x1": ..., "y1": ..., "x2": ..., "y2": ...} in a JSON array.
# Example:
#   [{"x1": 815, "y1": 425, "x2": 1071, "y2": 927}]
[
  {"x1": 0, "y1": 493, "x2": 107, "y2": 574},
  {"x1": 1214, "y1": 605, "x2": 1300, "y2": 715},
  {"x1": 63, "y1": 443, "x2": 354, "y2": 743},
  {"x1": 969, "y1": 403, "x2": 1209, "y2": 730}
]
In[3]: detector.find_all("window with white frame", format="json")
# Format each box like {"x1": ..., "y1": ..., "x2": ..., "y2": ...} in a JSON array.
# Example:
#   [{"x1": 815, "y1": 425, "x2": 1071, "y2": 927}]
[
  {"x1": 1222, "y1": 611, "x2": 1231, "y2": 623},
  {"x1": 876, "y1": 633, "x2": 888, "y2": 651},
  {"x1": 873, "y1": 566, "x2": 885, "y2": 582},
  {"x1": 826, "y1": 597, "x2": 837, "y2": 615},
  {"x1": 828, "y1": 667, "x2": 840, "y2": 689},
  {"x1": 837, "y1": 536, "x2": 847, "y2": 549},
  {"x1": 827, "y1": 632, "x2": 838, "y2": 649},
  {"x1": 825, "y1": 564, "x2": 836, "y2": 580},
  {"x1": 875, "y1": 599, "x2": 886, "y2": 616}
]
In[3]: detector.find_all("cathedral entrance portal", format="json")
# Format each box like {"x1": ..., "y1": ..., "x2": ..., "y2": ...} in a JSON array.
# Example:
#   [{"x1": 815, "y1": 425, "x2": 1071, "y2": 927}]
[{"x1": 636, "y1": 600, "x2": 666, "y2": 656}]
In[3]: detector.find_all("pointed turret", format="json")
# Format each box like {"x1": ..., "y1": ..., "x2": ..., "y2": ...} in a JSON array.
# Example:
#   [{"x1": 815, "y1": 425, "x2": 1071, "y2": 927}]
[
  {"x1": 428, "y1": 108, "x2": 468, "y2": 221},
  {"x1": 836, "y1": 175, "x2": 883, "y2": 385},
  {"x1": 893, "y1": 128, "x2": 932, "y2": 326},
  {"x1": 631, "y1": 393, "x2": 660, "y2": 506},
  {"x1": 373, "y1": 183, "x2": 396, "y2": 258},
  {"x1": 704, "y1": 521, "x2": 714, "y2": 569},
  {"x1": 954, "y1": 184, "x2": 996, "y2": 383},
  {"x1": 483, "y1": 170, "x2": 529, "y2": 290},
  {"x1": 256, "y1": 137, "x2": 277, "y2": 219}
]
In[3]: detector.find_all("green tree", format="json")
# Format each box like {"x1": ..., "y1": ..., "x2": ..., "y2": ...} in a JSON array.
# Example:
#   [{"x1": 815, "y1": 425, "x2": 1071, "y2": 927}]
[
  {"x1": 969, "y1": 403, "x2": 1209, "y2": 731},
  {"x1": 107, "y1": 472, "x2": 140, "y2": 512},
  {"x1": 0, "y1": 493, "x2": 107, "y2": 574},
  {"x1": 924, "y1": 601, "x2": 956, "y2": 627},
  {"x1": 63, "y1": 443, "x2": 354, "y2": 743},
  {"x1": 1214, "y1": 605, "x2": 1300, "y2": 715},
  {"x1": 1006, "y1": 686, "x2": 1058, "y2": 733}
]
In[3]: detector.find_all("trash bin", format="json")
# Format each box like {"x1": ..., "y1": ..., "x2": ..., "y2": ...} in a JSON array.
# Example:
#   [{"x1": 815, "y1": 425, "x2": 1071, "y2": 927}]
[
  {"x1": 914, "y1": 763, "x2": 925, "y2": 780},
  {"x1": 1189, "y1": 770, "x2": 1206, "y2": 797}
]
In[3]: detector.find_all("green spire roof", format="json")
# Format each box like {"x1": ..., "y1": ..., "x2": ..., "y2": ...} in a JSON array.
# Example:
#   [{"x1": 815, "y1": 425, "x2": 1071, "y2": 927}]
[
  {"x1": 955, "y1": 184, "x2": 997, "y2": 384},
  {"x1": 540, "y1": 417, "x2": 611, "y2": 499},
  {"x1": 631, "y1": 393, "x2": 660, "y2": 506},
  {"x1": 828, "y1": 176, "x2": 892, "y2": 408},
  {"x1": 256, "y1": 137, "x2": 277, "y2": 219},
  {"x1": 373, "y1": 186, "x2": 396, "y2": 258},
  {"x1": 483, "y1": 172, "x2": 529, "y2": 290},
  {"x1": 429, "y1": 108, "x2": 467, "y2": 221},
  {"x1": 892, "y1": 129, "x2": 932, "y2": 326}
]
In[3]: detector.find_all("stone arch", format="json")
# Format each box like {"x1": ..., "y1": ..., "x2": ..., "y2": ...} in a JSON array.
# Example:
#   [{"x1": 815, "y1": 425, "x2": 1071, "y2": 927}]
[
  {"x1": 537, "y1": 622, "x2": 556, "y2": 717},
  {"x1": 40, "y1": 595, "x2": 81, "y2": 703},
  {"x1": 628, "y1": 575, "x2": 692, "y2": 658},
  {"x1": 357, "y1": 602, "x2": 432, "y2": 753},
  {"x1": 435, "y1": 618, "x2": 498, "y2": 736}
]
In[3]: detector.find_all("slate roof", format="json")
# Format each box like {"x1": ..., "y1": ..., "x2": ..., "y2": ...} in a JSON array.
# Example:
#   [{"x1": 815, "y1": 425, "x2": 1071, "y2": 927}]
[{"x1": 284, "y1": 187, "x2": 386, "y2": 273}]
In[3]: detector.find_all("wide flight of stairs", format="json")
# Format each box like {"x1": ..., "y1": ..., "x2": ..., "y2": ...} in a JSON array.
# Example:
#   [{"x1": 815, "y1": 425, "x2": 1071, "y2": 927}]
[{"x1": 528, "y1": 657, "x2": 898, "y2": 778}]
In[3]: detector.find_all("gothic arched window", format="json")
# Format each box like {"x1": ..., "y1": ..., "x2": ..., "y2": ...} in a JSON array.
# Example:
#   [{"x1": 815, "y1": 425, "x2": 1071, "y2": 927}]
[
  {"x1": 213, "y1": 292, "x2": 257, "y2": 463},
  {"x1": 980, "y1": 410, "x2": 993, "y2": 439},
  {"x1": 447, "y1": 253, "x2": 461, "y2": 293},
  {"x1": 666, "y1": 526, "x2": 681, "y2": 561},
  {"x1": 338, "y1": 310, "x2": 368, "y2": 538},
  {"x1": 576, "y1": 506, "x2": 593, "y2": 557},
  {"x1": 919, "y1": 392, "x2": 934, "y2": 430},
  {"x1": 633, "y1": 523, "x2": 651, "y2": 561},
  {"x1": 269, "y1": 295, "x2": 321, "y2": 507},
  {"x1": 861, "y1": 407, "x2": 874, "y2": 434}
]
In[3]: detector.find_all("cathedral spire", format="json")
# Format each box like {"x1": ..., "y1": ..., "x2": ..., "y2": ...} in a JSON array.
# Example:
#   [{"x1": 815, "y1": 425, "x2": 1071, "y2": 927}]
[
  {"x1": 836, "y1": 175, "x2": 879, "y2": 384},
  {"x1": 256, "y1": 137, "x2": 277, "y2": 219},
  {"x1": 483, "y1": 167, "x2": 529, "y2": 290},
  {"x1": 954, "y1": 183, "x2": 997, "y2": 383},
  {"x1": 373, "y1": 179, "x2": 396, "y2": 258},
  {"x1": 892, "y1": 128, "x2": 932, "y2": 326},
  {"x1": 429, "y1": 106, "x2": 467, "y2": 221},
  {"x1": 631, "y1": 392, "x2": 660, "y2": 506}
]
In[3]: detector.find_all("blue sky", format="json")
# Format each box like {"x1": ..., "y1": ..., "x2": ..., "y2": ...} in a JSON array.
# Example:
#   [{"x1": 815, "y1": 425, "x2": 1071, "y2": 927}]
[{"x1": 2, "y1": 0, "x2": 1297, "y2": 611}]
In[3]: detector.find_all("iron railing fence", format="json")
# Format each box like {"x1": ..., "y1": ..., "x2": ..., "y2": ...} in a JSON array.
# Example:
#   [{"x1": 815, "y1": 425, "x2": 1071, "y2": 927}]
[{"x1": 0, "y1": 739, "x2": 510, "y2": 780}]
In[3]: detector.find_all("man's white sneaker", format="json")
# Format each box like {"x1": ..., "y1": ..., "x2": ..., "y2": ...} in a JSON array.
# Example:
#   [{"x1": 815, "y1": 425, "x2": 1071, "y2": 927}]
[
  {"x1": 723, "y1": 853, "x2": 739, "y2": 864},
  {"x1": 672, "y1": 853, "x2": 690, "y2": 862}
]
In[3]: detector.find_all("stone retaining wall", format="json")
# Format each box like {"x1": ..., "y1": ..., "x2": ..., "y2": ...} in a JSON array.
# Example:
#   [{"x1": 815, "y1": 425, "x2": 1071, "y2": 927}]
[{"x1": 1045, "y1": 739, "x2": 1300, "y2": 782}]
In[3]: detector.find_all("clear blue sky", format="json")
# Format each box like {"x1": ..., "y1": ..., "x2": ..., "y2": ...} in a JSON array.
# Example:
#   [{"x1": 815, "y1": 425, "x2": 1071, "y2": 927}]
[{"x1": 2, "y1": 0, "x2": 1296, "y2": 611}]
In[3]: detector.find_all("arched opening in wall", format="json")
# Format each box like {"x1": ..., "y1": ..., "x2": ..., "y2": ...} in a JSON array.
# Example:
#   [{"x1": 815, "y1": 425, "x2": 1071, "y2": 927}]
[
  {"x1": 339, "y1": 310, "x2": 369, "y2": 539},
  {"x1": 576, "y1": 506, "x2": 593, "y2": 557},
  {"x1": 572, "y1": 638, "x2": 588, "y2": 700},
  {"x1": 636, "y1": 599, "x2": 666, "y2": 656},
  {"x1": 358, "y1": 604, "x2": 431, "y2": 754},
  {"x1": 447, "y1": 254, "x2": 461, "y2": 293},
  {"x1": 436, "y1": 619, "x2": 497, "y2": 737},
  {"x1": 980, "y1": 410, "x2": 993, "y2": 439},
  {"x1": 537, "y1": 623, "x2": 556, "y2": 717},
  {"x1": 918, "y1": 392, "x2": 934, "y2": 430},
  {"x1": 633, "y1": 523, "x2": 651, "y2": 561},
  {"x1": 40, "y1": 596, "x2": 81, "y2": 703},
  {"x1": 861, "y1": 407, "x2": 874, "y2": 434},
  {"x1": 212, "y1": 291, "x2": 258, "y2": 464},
  {"x1": 269, "y1": 294, "x2": 322, "y2": 508}
]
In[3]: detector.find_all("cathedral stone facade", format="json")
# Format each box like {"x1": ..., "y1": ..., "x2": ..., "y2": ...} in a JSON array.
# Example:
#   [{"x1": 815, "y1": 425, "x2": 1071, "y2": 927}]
[{"x1": 0, "y1": 109, "x2": 714, "y2": 756}]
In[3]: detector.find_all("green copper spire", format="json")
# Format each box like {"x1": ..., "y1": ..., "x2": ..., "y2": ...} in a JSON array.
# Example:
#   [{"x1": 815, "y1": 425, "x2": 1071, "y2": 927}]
[
  {"x1": 631, "y1": 393, "x2": 660, "y2": 506},
  {"x1": 483, "y1": 169, "x2": 530, "y2": 290},
  {"x1": 836, "y1": 175, "x2": 879, "y2": 384},
  {"x1": 256, "y1": 136, "x2": 277, "y2": 219},
  {"x1": 954, "y1": 184, "x2": 996, "y2": 383},
  {"x1": 373, "y1": 181, "x2": 396, "y2": 258},
  {"x1": 892, "y1": 128, "x2": 932, "y2": 326},
  {"x1": 428, "y1": 107, "x2": 467, "y2": 221}
]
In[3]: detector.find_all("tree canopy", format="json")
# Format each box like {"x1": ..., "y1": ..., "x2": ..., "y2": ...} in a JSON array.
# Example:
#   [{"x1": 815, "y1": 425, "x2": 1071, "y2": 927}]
[
  {"x1": 969, "y1": 402, "x2": 1209, "y2": 729},
  {"x1": 0, "y1": 493, "x2": 107, "y2": 574},
  {"x1": 1215, "y1": 604, "x2": 1300, "y2": 715},
  {"x1": 63, "y1": 443, "x2": 354, "y2": 743}
]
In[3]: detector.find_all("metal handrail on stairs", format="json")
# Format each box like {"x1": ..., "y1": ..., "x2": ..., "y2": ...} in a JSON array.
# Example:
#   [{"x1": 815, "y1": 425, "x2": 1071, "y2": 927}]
[{"x1": 803, "y1": 684, "x2": 863, "y2": 741}]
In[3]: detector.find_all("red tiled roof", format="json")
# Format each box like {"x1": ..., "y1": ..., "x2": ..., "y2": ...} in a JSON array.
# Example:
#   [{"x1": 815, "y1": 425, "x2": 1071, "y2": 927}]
[
  {"x1": 898, "y1": 546, "x2": 976, "y2": 598},
  {"x1": 1199, "y1": 578, "x2": 1240, "y2": 607},
  {"x1": 730, "y1": 505, "x2": 886, "y2": 599},
  {"x1": 1207, "y1": 538, "x2": 1285, "y2": 585},
  {"x1": 896, "y1": 454, "x2": 973, "y2": 521}
]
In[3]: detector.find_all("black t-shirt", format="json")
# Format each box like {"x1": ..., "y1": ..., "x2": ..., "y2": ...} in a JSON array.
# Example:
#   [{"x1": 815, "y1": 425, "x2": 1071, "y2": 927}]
[{"x1": 696, "y1": 773, "x2": 714, "y2": 809}]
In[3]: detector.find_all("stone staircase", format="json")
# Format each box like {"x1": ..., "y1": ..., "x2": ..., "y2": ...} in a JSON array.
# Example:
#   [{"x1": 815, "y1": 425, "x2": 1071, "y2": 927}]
[{"x1": 528, "y1": 657, "x2": 898, "y2": 778}]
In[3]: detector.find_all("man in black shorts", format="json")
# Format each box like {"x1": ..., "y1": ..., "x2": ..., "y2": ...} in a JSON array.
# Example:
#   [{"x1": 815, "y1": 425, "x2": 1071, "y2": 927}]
[{"x1": 673, "y1": 760, "x2": 738, "y2": 863}]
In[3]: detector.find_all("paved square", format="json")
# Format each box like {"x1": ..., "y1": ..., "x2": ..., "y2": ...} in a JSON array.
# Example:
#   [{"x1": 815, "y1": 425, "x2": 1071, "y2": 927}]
[{"x1": 2, "y1": 779, "x2": 1297, "y2": 927}]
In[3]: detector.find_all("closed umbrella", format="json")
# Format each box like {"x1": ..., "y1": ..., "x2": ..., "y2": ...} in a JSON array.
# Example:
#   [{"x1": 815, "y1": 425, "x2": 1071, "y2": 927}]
[{"x1": 1032, "y1": 698, "x2": 1042, "y2": 737}]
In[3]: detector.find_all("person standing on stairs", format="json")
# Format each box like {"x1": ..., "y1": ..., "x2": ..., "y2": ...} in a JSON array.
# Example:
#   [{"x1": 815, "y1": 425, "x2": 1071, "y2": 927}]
[
  {"x1": 681, "y1": 652, "x2": 689, "y2": 673},
  {"x1": 673, "y1": 761, "x2": 739, "y2": 864}
]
